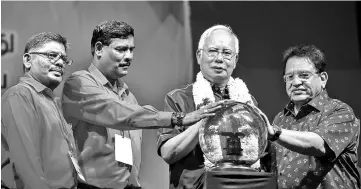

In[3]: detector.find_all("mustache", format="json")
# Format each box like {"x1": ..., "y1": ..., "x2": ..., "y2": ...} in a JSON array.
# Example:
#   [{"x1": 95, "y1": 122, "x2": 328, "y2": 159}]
[
  {"x1": 50, "y1": 67, "x2": 63, "y2": 74},
  {"x1": 118, "y1": 62, "x2": 131, "y2": 67}
]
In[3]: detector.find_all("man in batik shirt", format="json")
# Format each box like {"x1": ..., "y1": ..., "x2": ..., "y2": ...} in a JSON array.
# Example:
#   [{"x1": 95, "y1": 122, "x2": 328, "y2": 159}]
[{"x1": 263, "y1": 45, "x2": 360, "y2": 189}]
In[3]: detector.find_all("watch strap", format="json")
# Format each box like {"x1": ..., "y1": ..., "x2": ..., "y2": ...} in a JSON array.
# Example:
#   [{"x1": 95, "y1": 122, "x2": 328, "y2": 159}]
[
  {"x1": 172, "y1": 112, "x2": 186, "y2": 127},
  {"x1": 270, "y1": 125, "x2": 282, "y2": 142}
]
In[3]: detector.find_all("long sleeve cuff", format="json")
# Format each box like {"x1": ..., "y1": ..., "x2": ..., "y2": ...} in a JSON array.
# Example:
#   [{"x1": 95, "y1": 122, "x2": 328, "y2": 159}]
[{"x1": 158, "y1": 111, "x2": 173, "y2": 127}]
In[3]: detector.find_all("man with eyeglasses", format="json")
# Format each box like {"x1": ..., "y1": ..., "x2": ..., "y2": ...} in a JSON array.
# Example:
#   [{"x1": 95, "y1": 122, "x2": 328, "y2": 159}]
[
  {"x1": 1, "y1": 32, "x2": 78, "y2": 188},
  {"x1": 157, "y1": 25, "x2": 274, "y2": 189},
  {"x1": 61, "y1": 20, "x2": 222, "y2": 189},
  {"x1": 259, "y1": 45, "x2": 360, "y2": 189}
]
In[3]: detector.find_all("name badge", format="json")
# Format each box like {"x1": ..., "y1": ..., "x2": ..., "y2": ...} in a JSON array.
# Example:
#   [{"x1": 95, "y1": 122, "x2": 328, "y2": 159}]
[
  {"x1": 68, "y1": 151, "x2": 86, "y2": 182},
  {"x1": 115, "y1": 134, "x2": 133, "y2": 166}
]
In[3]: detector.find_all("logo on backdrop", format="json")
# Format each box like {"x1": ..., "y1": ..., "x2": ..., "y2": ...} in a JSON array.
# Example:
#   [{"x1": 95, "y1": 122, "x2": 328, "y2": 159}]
[
  {"x1": 1, "y1": 30, "x2": 18, "y2": 90},
  {"x1": 2, "y1": 31, "x2": 17, "y2": 58}
]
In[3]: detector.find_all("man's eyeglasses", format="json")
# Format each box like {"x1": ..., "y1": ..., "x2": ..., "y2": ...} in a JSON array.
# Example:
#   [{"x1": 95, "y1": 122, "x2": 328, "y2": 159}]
[
  {"x1": 200, "y1": 48, "x2": 237, "y2": 60},
  {"x1": 283, "y1": 71, "x2": 319, "y2": 83},
  {"x1": 27, "y1": 52, "x2": 73, "y2": 65}
]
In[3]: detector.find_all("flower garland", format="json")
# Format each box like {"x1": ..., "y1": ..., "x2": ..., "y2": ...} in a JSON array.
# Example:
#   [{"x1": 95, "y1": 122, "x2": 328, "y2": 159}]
[
  {"x1": 193, "y1": 72, "x2": 253, "y2": 108},
  {"x1": 192, "y1": 71, "x2": 260, "y2": 169}
]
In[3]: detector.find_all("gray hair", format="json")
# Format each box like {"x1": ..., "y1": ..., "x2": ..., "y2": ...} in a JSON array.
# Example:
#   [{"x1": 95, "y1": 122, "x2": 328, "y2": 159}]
[{"x1": 197, "y1": 25, "x2": 239, "y2": 53}]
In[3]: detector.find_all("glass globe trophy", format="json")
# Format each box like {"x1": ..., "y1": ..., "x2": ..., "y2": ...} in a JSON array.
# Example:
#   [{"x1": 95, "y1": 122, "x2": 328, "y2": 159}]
[{"x1": 199, "y1": 100, "x2": 276, "y2": 189}]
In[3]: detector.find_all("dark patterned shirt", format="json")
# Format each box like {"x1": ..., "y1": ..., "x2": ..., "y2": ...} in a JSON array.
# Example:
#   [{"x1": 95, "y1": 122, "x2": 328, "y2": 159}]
[{"x1": 271, "y1": 90, "x2": 360, "y2": 189}]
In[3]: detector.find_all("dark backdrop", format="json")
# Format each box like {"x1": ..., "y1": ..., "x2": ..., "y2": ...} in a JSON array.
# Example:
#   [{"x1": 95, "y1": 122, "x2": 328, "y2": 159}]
[{"x1": 190, "y1": 1, "x2": 361, "y2": 167}]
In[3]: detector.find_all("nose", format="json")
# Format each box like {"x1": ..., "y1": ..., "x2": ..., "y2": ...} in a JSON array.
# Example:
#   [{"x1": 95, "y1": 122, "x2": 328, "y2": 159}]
[
  {"x1": 123, "y1": 49, "x2": 133, "y2": 62},
  {"x1": 291, "y1": 76, "x2": 303, "y2": 86},
  {"x1": 214, "y1": 52, "x2": 224, "y2": 63},
  {"x1": 54, "y1": 58, "x2": 64, "y2": 68}
]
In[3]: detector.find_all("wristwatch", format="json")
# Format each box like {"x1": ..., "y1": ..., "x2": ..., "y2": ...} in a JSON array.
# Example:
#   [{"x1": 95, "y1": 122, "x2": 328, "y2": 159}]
[
  {"x1": 270, "y1": 125, "x2": 282, "y2": 142},
  {"x1": 172, "y1": 112, "x2": 186, "y2": 127}
]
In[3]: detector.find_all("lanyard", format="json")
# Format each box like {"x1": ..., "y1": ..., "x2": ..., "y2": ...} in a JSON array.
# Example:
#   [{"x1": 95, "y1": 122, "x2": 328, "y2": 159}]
[{"x1": 46, "y1": 94, "x2": 76, "y2": 153}]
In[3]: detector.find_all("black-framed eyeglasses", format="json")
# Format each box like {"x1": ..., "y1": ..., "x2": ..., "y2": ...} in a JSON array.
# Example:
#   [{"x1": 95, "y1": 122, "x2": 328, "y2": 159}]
[
  {"x1": 283, "y1": 71, "x2": 320, "y2": 83},
  {"x1": 200, "y1": 48, "x2": 237, "y2": 60},
  {"x1": 27, "y1": 52, "x2": 73, "y2": 65}
]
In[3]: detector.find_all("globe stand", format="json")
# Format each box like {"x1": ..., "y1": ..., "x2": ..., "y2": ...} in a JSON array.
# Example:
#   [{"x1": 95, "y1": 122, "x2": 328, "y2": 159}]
[
  {"x1": 203, "y1": 132, "x2": 277, "y2": 189},
  {"x1": 204, "y1": 166, "x2": 277, "y2": 189}
]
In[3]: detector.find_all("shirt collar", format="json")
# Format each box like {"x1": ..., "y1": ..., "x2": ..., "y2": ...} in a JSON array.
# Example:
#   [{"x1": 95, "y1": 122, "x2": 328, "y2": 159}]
[
  {"x1": 88, "y1": 63, "x2": 110, "y2": 87},
  {"x1": 211, "y1": 84, "x2": 230, "y2": 99},
  {"x1": 19, "y1": 73, "x2": 54, "y2": 97},
  {"x1": 284, "y1": 90, "x2": 330, "y2": 115},
  {"x1": 307, "y1": 90, "x2": 330, "y2": 111},
  {"x1": 88, "y1": 63, "x2": 129, "y2": 95}
]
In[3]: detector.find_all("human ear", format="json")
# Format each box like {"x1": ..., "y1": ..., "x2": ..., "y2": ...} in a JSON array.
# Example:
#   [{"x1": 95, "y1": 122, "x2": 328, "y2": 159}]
[
  {"x1": 23, "y1": 53, "x2": 32, "y2": 69},
  {"x1": 196, "y1": 49, "x2": 202, "y2": 65},
  {"x1": 95, "y1": 42, "x2": 103, "y2": 57},
  {"x1": 319, "y1": 72, "x2": 328, "y2": 89},
  {"x1": 233, "y1": 54, "x2": 239, "y2": 69}
]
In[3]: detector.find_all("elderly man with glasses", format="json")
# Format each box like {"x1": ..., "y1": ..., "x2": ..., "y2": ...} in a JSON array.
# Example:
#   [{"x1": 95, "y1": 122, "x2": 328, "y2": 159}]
[
  {"x1": 1, "y1": 32, "x2": 79, "y2": 189},
  {"x1": 157, "y1": 25, "x2": 274, "y2": 189},
  {"x1": 260, "y1": 45, "x2": 360, "y2": 189}
]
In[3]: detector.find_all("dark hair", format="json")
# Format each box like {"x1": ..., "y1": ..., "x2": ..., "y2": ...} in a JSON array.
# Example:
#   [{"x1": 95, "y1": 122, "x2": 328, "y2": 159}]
[
  {"x1": 90, "y1": 20, "x2": 134, "y2": 56},
  {"x1": 24, "y1": 32, "x2": 69, "y2": 54},
  {"x1": 282, "y1": 44, "x2": 326, "y2": 75}
]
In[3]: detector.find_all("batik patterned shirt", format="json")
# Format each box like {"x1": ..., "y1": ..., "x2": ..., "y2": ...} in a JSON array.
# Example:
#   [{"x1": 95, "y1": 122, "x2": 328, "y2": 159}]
[{"x1": 271, "y1": 90, "x2": 360, "y2": 189}]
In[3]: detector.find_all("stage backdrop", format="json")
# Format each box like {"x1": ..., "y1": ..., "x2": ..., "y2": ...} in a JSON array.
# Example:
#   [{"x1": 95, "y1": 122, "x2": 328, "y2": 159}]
[{"x1": 1, "y1": 1, "x2": 192, "y2": 189}]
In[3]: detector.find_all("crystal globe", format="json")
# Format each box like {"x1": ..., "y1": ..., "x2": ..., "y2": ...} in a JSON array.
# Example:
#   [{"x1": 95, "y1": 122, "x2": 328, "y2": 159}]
[{"x1": 199, "y1": 100, "x2": 268, "y2": 168}]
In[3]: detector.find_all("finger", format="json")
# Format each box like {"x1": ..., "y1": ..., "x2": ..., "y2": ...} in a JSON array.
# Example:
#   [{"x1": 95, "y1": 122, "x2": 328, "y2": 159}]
[
  {"x1": 207, "y1": 105, "x2": 222, "y2": 112},
  {"x1": 201, "y1": 113, "x2": 216, "y2": 118}
]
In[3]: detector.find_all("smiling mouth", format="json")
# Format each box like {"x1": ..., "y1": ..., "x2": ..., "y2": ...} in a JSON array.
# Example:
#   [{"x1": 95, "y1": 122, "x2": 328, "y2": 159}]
[{"x1": 50, "y1": 68, "x2": 63, "y2": 75}]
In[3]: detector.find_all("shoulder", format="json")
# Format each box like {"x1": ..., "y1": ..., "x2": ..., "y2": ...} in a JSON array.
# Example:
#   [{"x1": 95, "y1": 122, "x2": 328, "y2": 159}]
[
  {"x1": 2, "y1": 83, "x2": 34, "y2": 99},
  {"x1": 63, "y1": 69, "x2": 96, "y2": 89},
  {"x1": 164, "y1": 84, "x2": 195, "y2": 111},
  {"x1": 65, "y1": 70, "x2": 91, "y2": 82},
  {"x1": 166, "y1": 83, "x2": 193, "y2": 98},
  {"x1": 1, "y1": 83, "x2": 36, "y2": 111},
  {"x1": 327, "y1": 98, "x2": 355, "y2": 115}
]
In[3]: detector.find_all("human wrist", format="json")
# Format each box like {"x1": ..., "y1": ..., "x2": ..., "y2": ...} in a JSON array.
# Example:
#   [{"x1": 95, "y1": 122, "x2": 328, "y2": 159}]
[
  {"x1": 171, "y1": 112, "x2": 186, "y2": 127},
  {"x1": 269, "y1": 125, "x2": 282, "y2": 142}
]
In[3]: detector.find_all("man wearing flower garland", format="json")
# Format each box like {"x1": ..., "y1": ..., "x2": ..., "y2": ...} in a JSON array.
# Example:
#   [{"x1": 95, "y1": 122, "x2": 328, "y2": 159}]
[
  {"x1": 157, "y1": 25, "x2": 271, "y2": 189},
  {"x1": 260, "y1": 45, "x2": 360, "y2": 189}
]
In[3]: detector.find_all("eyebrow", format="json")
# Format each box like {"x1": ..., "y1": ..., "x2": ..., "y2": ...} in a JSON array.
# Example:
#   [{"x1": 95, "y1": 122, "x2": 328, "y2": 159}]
[
  {"x1": 207, "y1": 47, "x2": 233, "y2": 51},
  {"x1": 284, "y1": 70, "x2": 314, "y2": 74}
]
